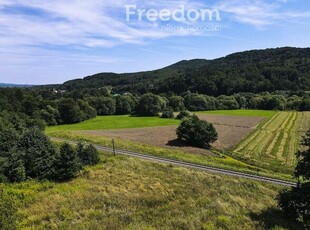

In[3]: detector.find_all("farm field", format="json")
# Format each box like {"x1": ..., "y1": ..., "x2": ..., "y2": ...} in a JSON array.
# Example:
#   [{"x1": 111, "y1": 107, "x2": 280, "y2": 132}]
[
  {"x1": 46, "y1": 115, "x2": 179, "y2": 132},
  {"x1": 46, "y1": 110, "x2": 307, "y2": 176},
  {"x1": 3, "y1": 151, "x2": 301, "y2": 229},
  {"x1": 46, "y1": 110, "x2": 269, "y2": 133},
  {"x1": 84, "y1": 113, "x2": 262, "y2": 155},
  {"x1": 234, "y1": 111, "x2": 307, "y2": 170},
  {"x1": 196, "y1": 109, "x2": 277, "y2": 118},
  {"x1": 49, "y1": 114, "x2": 263, "y2": 155}
]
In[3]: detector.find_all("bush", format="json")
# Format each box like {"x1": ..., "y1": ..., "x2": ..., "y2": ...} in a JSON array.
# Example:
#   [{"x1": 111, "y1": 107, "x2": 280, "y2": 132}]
[
  {"x1": 161, "y1": 109, "x2": 174, "y2": 119},
  {"x1": 5, "y1": 151, "x2": 26, "y2": 183},
  {"x1": 77, "y1": 143, "x2": 100, "y2": 166},
  {"x1": 176, "y1": 110, "x2": 191, "y2": 120},
  {"x1": 176, "y1": 115, "x2": 218, "y2": 149}
]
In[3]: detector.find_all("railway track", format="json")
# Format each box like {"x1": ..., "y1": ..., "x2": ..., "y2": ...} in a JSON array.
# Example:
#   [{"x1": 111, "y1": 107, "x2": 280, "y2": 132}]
[{"x1": 51, "y1": 138, "x2": 297, "y2": 187}]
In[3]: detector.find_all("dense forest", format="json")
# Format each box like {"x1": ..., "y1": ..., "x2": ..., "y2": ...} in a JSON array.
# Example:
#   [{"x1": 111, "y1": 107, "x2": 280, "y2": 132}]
[{"x1": 59, "y1": 47, "x2": 310, "y2": 95}]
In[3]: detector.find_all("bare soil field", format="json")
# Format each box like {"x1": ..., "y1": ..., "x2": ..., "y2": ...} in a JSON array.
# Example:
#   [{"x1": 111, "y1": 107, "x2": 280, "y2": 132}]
[{"x1": 81, "y1": 115, "x2": 264, "y2": 156}]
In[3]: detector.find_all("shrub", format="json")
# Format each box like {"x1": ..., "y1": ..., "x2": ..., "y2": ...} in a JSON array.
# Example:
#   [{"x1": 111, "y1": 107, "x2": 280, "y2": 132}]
[
  {"x1": 77, "y1": 143, "x2": 100, "y2": 166},
  {"x1": 176, "y1": 115, "x2": 218, "y2": 149},
  {"x1": 176, "y1": 110, "x2": 191, "y2": 120},
  {"x1": 5, "y1": 151, "x2": 26, "y2": 183},
  {"x1": 161, "y1": 109, "x2": 174, "y2": 119}
]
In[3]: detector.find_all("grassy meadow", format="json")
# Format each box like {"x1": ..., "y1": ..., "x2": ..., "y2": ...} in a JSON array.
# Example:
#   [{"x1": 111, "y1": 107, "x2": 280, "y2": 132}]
[
  {"x1": 46, "y1": 110, "x2": 276, "y2": 133},
  {"x1": 2, "y1": 151, "x2": 302, "y2": 230},
  {"x1": 46, "y1": 115, "x2": 179, "y2": 132}
]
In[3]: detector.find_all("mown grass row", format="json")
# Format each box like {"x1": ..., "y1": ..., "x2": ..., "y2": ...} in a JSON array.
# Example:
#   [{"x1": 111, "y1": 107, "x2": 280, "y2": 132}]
[{"x1": 234, "y1": 112, "x2": 304, "y2": 170}]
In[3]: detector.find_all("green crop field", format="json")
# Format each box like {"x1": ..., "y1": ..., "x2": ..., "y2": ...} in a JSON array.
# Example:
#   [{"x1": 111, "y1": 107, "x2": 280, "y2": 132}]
[
  {"x1": 2, "y1": 151, "x2": 300, "y2": 230},
  {"x1": 234, "y1": 111, "x2": 305, "y2": 170},
  {"x1": 196, "y1": 109, "x2": 277, "y2": 118},
  {"x1": 46, "y1": 115, "x2": 180, "y2": 132}
]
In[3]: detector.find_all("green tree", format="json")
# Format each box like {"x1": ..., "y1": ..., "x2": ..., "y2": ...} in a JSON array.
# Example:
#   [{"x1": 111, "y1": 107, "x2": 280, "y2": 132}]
[
  {"x1": 116, "y1": 95, "x2": 136, "y2": 115},
  {"x1": 77, "y1": 99, "x2": 97, "y2": 120},
  {"x1": 176, "y1": 115, "x2": 218, "y2": 149},
  {"x1": 52, "y1": 143, "x2": 81, "y2": 181},
  {"x1": 135, "y1": 93, "x2": 163, "y2": 116},
  {"x1": 168, "y1": 96, "x2": 185, "y2": 112},
  {"x1": 40, "y1": 105, "x2": 59, "y2": 126},
  {"x1": 277, "y1": 130, "x2": 310, "y2": 228},
  {"x1": 184, "y1": 94, "x2": 216, "y2": 111},
  {"x1": 17, "y1": 128, "x2": 56, "y2": 179},
  {"x1": 216, "y1": 95, "x2": 240, "y2": 110},
  {"x1": 88, "y1": 97, "x2": 116, "y2": 115},
  {"x1": 58, "y1": 98, "x2": 82, "y2": 124}
]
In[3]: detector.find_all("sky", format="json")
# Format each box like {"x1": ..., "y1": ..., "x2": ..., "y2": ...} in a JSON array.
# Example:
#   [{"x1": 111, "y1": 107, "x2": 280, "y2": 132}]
[{"x1": 0, "y1": 0, "x2": 310, "y2": 85}]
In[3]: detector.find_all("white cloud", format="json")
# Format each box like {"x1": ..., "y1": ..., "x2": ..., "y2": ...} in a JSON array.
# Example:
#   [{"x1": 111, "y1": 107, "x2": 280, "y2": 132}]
[{"x1": 216, "y1": 0, "x2": 310, "y2": 28}]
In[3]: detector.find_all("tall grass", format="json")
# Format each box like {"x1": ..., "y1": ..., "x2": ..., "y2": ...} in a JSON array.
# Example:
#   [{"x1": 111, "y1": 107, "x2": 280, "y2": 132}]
[{"x1": 2, "y1": 152, "x2": 301, "y2": 229}]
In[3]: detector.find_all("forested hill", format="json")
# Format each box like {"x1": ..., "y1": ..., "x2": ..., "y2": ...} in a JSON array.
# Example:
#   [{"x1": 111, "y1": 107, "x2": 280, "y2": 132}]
[{"x1": 62, "y1": 47, "x2": 310, "y2": 95}]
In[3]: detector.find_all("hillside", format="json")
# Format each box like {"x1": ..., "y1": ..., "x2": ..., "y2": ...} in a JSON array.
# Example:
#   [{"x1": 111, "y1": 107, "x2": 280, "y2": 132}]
[{"x1": 61, "y1": 47, "x2": 310, "y2": 95}]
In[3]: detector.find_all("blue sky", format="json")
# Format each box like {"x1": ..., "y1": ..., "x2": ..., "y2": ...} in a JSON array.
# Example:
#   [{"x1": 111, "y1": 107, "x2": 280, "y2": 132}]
[{"x1": 0, "y1": 0, "x2": 310, "y2": 85}]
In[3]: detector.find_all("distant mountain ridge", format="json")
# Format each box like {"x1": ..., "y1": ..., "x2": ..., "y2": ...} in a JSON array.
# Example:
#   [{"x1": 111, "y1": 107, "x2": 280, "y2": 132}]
[
  {"x1": 0, "y1": 83, "x2": 34, "y2": 88},
  {"x1": 56, "y1": 47, "x2": 310, "y2": 95}
]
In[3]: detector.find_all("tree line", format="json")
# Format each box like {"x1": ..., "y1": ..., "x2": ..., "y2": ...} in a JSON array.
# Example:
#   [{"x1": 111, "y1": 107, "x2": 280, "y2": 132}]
[
  {"x1": 0, "y1": 114, "x2": 100, "y2": 183},
  {"x1": 1, "y1": 87, "x2": 310, "y2": 128}
]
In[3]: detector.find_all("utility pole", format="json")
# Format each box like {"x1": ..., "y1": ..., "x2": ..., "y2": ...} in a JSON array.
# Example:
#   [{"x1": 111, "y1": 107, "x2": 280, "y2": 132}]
[{"x1": 112, "y1": 139, "x2": 115, "y2": 156}]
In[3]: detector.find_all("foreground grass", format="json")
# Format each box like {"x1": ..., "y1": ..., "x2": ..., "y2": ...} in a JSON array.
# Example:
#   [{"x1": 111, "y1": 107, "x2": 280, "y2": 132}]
[
  {"x1": 196, "y1": 110, "x2": 277, "y2": 118},
  {"x1": 46, "y1": 115, "x2": 180, "y2": 132},
  {"x1": 2, "y1": 152, "x2": 302, "y2": 229},
  {"x1": 48, "y1": 131, "x2": 293, "y2": 180}
]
